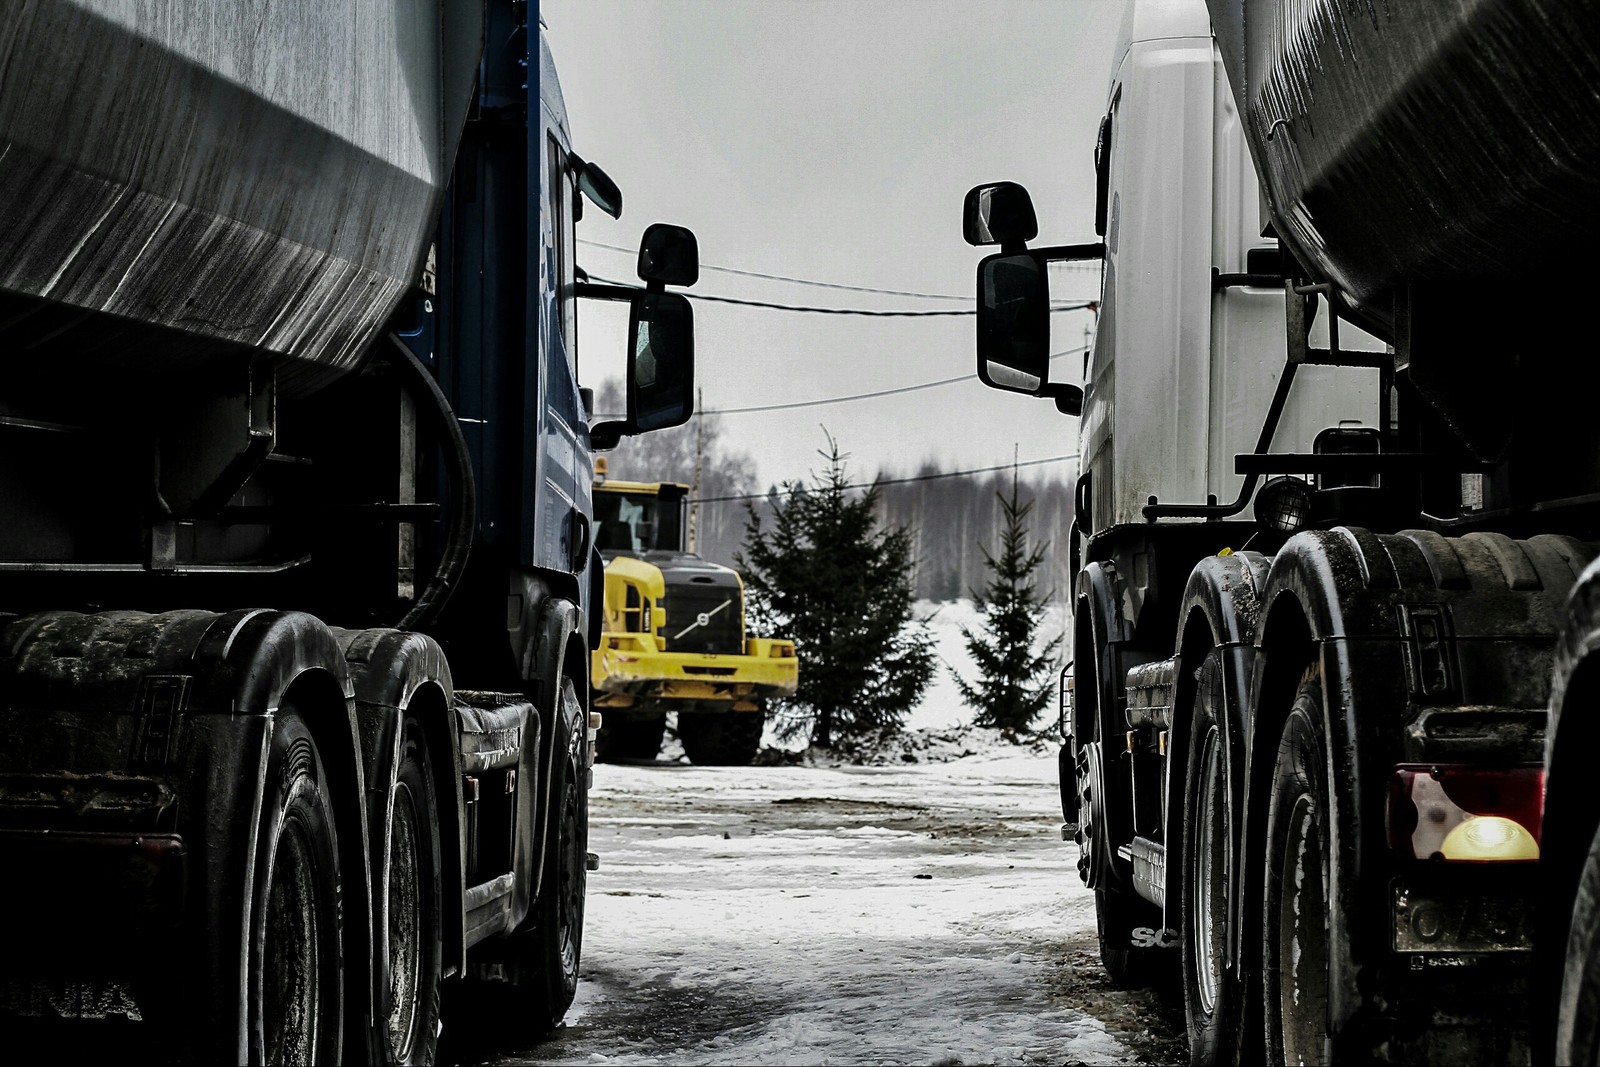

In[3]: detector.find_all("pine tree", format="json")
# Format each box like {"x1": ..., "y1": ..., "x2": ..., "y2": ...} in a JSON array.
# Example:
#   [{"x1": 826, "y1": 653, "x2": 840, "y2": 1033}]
[
  {"x1": 952, "y1": 474, "x2": 1063, "y2": 735},
  {"x1": 737, "y1": 434, "x2": 936, "y2": 748}
]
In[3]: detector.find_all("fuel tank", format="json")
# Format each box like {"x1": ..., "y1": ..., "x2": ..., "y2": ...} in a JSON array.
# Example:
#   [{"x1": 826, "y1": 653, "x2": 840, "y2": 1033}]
[
  {"x1": 0, "y1": 0, "x2": 481, "y2": 393},
  {"x1": 1206, "y1": 0, "x2": 1600, "y2": 340}
]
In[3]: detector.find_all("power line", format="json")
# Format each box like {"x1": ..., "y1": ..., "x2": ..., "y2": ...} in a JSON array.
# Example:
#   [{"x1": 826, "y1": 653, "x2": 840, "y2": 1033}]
[
  {"x1": 580, "y1": 238, "x2": 1105, "y2": 301},
  {"x1": 580, "y1": 239, "x2": 969, "y2": 300},
  {"x1": 588, "y1": 276, "x2": 1095, "y2": 317},
  {"x1": 702, "y1": 347, "x2": 1087, "y2": 414},
  {"x1": 692, "y1": 453, "x2": 1081, "y2": 504}
]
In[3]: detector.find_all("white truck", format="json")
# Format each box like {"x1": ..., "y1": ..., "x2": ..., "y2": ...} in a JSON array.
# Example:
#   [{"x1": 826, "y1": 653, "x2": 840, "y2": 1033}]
[{"x1": 964, "y1": 0, "x2": 1600, "y2": 1061}]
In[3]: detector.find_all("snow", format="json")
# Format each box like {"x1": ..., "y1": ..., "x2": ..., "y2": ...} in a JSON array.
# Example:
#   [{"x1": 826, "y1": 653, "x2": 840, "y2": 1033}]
[{"x1": 489, "y1": 601, "x2": 1161, "y2": 1067}]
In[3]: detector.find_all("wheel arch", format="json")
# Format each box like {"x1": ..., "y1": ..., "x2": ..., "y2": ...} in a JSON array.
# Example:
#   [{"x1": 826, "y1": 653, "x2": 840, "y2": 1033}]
[
  {"x1": 333, "y1": 627, "x2": 465, "y2": 990},
  {"x1": 185, "y1": 609, "x2": 368, "y2": 1065},
  {"x1": 1162, "y1": 551, "x2": 1269, "y2": 937},
  {"x1": 1240, "y1": 527, "x2": 1414, "y2": 1049}
]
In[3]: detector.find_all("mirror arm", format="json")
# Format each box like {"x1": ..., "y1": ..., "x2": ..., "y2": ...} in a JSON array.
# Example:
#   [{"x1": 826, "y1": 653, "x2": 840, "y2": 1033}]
[
  {"x1": 1034, "y1": 241, "x2": 1107, "y2": 263},
  {"x1": 1040, "y1": 382, "x2": 1084, "y2": 416},
  {"x1": 575, "y1": 280, "x2": 641, "y2": 303},
  {"x1": 590, "y1": 419, "x2": 636, "y2": 451}
]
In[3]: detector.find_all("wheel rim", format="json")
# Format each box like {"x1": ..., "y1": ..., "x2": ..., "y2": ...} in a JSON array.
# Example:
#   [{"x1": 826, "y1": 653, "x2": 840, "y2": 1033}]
[
  {"x1": 264, "y1": 815, "x2": 322, "y2": 1065},
  {"x1": 387, "y1": 781, "x2": 422, "y2": 1059},
  {"x1": 1075, "y1": 740, "x2": 1107, "y2": 887},
  {"x1": 1278, "y1": 792, "x2": 1329, "y2": 1065},
  {"x1": 1192, "y1": 725, "x2": 1226, "y2": 1016}
]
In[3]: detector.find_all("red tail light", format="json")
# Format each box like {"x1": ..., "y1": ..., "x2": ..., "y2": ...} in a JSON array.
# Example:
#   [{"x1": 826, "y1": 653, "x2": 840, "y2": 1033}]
[{"x1": 1388, "y1": 764, "x2": 1543, "y2": 862}]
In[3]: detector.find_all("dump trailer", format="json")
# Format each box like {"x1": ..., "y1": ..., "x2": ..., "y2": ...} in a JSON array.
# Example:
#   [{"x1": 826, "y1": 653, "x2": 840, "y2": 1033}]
[
  {"x1": 0, "y1": 5, "x2": 698, "y2": 1062},
  {"x1": 589, "y1": 470, "x2": 797, "y2": 765},
  {"x1": 962, "y1": 0, "x2": 1600, "y2": 1062}
]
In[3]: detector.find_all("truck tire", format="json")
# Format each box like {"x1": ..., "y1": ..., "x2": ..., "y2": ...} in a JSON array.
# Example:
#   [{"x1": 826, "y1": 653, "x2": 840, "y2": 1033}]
[
  {"x1": 530, "y1": 676, "x2": 589, "y2": 1031},
  {"x1": 1555, "y1": 820, "x2": 1600, "y2": 1064},
  {"x1": 382, "y1": 720, "x2": 442, "y2": 1065},
  {"x1": 1181, "y1": 654, "x2": 1242, "y2": 1065},
  {"x1": 1077, "y1": 739, "x2": 1166, "y2": 988},
  {"x1": 596, "y1": 712, "x2": 666, "y2": 762},
  {"x1": 678, "y1": 709, "x2": 765, "y2": 765},
  {"x1": 1262, "y1": 669, "x2": 1332, "y2": 1066},
  {"x1": 250, "y1": 710, "x2": 345, "y2": 1066}
]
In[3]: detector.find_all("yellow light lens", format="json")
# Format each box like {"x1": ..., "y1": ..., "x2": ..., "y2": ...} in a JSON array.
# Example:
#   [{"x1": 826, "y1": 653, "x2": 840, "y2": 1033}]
[{"x1": 1439, "y1": 815, "x2": 1539, "y2": 861}]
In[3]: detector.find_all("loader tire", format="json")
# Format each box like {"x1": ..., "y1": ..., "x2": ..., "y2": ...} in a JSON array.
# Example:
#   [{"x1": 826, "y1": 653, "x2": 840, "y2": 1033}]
[{"x1": 678, "y1": 709, "x2": 765, "y2": 765}]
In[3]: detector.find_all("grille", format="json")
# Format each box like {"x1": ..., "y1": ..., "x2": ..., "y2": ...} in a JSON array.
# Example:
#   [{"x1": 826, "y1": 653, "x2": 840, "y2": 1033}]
[{"x1": 663, "y1": 584, "x2": 742, "y2": 654}]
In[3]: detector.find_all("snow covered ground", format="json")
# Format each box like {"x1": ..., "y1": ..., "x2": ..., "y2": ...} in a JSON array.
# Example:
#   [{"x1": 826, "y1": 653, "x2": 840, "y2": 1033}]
[{"x1": 458, "y1": 602, "x2": 1185, "y2": 1067}]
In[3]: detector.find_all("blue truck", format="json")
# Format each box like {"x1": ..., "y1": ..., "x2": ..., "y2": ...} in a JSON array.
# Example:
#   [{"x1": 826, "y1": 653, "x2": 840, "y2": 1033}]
[{"x1": 0, "y1": 4, "x2": 694, "y2": 1062}]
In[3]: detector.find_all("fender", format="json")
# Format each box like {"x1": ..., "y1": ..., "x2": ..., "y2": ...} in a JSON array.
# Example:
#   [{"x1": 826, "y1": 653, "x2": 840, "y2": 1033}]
[
  {"x1": 187, "y1": 608, "x2": 368, "y2": 1065},
  {"x1": 334, "y1": 628, "x2": 465, "y2": 979},
  {"x1": 526, "y1": 593, "x2": 581, "y2": 907},
  {"x1": 1073, "y1": 560, "x2": 1133, "y2": 755},
  {"x1": 1163, "y1": 550, "x2": 1269, "y2": 954},
  {"x1": 1538, "y1": 555, "x2": 1600, "y2": 1055},
  {"x1": 1244, "y1": 527, "x2": 1594, "y2": 1052}
]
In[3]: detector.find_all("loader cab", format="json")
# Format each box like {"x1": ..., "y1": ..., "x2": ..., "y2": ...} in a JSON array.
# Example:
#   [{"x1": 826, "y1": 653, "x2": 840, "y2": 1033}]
[{"x1": 591, "y1": 475, "x2": 688, "y2": 558}]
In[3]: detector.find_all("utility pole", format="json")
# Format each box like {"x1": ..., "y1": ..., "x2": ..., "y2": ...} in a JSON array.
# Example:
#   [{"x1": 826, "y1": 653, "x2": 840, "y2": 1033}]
[{"x1": 689, "y1": 387, "x2": 704, "y2": 554}]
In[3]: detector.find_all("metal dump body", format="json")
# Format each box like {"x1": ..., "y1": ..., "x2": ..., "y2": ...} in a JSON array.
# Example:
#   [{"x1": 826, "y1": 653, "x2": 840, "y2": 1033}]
[
  {"x1": 1206, "y1": 0, "x2": 1600, "y2": 338},
  {"x1": 0, "y1": 0, "x2": 478, "y2": 389}
]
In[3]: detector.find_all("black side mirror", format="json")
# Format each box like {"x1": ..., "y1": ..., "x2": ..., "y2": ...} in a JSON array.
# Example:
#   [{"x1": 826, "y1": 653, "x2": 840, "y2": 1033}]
[
  {"x1": 964, "y1": 182, "x2": 1038, "y2": 249},
  {"x1": 590, "y1": 291, "x2": 695, "y2": 447},
  {"x1": 629, "y1": 292, "x2": 694, "y2": 430},
  {"x1": 977, "y1": 252, "x2": 1051, "y2": 393},
  {"x1": 638, "y1": 223, "x2": 699, "y2": 287}
]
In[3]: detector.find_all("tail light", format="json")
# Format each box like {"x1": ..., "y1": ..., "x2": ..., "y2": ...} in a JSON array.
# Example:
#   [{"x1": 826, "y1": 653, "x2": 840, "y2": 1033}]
[{"x1": 1388, "y1": 764, "x2": 1543, "y2": 862}]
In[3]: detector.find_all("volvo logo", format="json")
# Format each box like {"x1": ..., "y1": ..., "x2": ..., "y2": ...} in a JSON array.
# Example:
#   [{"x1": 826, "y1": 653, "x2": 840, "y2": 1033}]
[{"x1": 674, "y1": 598, "x2": 733, "y2": 640}]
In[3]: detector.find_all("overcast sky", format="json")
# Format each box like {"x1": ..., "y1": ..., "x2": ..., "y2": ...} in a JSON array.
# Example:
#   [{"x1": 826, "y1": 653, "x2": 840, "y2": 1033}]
[{"x1": 541, "y1": 0, "x2": 1127, "y2": 489}]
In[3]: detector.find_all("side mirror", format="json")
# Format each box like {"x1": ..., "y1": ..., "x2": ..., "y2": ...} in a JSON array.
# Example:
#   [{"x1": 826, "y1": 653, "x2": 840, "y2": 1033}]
[
  {"x1": 629, "y1": 292, "x2": 694, "y2": 430},
  {"x1": 574, "y1": 157, "x2": 622, "y2": 219},
  {"x1": 977, "y1": 252, "x2": 1050, "y2": 393},
  {"x1": 638, "y1": 223, "x2": 699, "y2": 287},
  {"x1": 964, "y1": 182, "x2": 1038, "y2": 248},
  {"x1": 590, "y1": 291, "x2": 695, "y2": 447}
]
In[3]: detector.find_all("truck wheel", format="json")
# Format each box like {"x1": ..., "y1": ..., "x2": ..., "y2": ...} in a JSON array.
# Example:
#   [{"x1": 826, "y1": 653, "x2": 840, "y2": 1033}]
[
  {"x1": 1077, "y1": 739, "x2": 1165, "y2": 988},
  {"x1": 382, "y1": 721, "x2": 442, "y2": 1065},
  {"x1": 1263, "y1": 669, "x2": 1332, "y2": 1066},
  {"x1": 530, "y1": 677, "x2": 589, "y2": 1031},
  {"x1": 249, "y1": 711, "x2": 344, "y2": 1065},
  {"x1": 678, "y1": 709, "x2": 765, "y2": 765},
  {"x1": 1181, "y1": 653, "x2": 1242, "y2": 1065},
  {"x1": 1556, "y1": 820, "x2": 1600, "y2": 1064},
  {"x1": 596, "y1": 712, "x2": 666, "y2": 762}
]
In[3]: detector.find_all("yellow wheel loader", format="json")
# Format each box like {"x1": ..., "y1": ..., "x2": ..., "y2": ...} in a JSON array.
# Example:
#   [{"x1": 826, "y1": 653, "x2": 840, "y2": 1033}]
[{"x1": 590, "y1": 471, "x2": 797, "y2": 764}]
